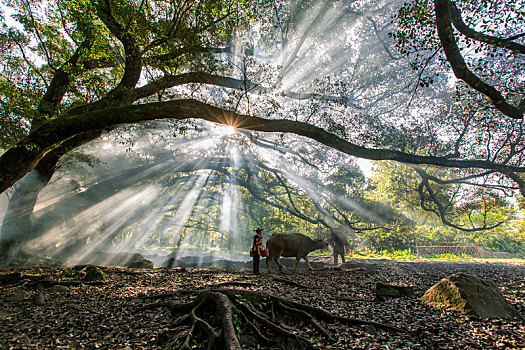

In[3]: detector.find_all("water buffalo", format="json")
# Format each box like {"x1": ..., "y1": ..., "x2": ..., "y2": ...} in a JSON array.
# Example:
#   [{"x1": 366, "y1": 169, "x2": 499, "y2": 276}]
[{"x1": 266, "y1": 233, "x2": 329, "y2": 273}]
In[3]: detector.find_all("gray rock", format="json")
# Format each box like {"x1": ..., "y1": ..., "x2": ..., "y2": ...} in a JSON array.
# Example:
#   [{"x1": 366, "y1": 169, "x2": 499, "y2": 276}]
[
  {"x1": 14, "y1": 290, "x2": 31, "y2": 301},
  {"x1": 128, "y1": 259, "x2": 154, "y2": 269},
  {"x1": 239, "y1": 334, "x2": 256, "y2": 347},
  {"x1": 35, "y1": 292, "x2": 45, "y2": 306},
  {"x1": 421, "y1": 272, "x2": 521, "y2": 319},
  {"x1": 50, "y1": 285, "x2": 70, "y2": 293},
  {"x1": 82, "y1": 266, "x2": 105, "y2": 282},
  {"x1": 376, "y1": 282, "x2": 414, "y2": 298}
]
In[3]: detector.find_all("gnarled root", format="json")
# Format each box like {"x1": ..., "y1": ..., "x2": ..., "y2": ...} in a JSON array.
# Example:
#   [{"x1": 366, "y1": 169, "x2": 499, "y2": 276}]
[
  {"x1": 154, "y1": 289, "x2": 408, "y2": 349},
  {"x1": 164, "y1": 291, "x2": 240, "y2": 350}
]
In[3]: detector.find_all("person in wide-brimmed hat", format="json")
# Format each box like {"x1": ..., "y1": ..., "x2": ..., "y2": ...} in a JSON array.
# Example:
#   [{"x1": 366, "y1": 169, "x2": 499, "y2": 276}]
[{"x1": 251, "y1": 228, "x2": 264, "y2": 275}]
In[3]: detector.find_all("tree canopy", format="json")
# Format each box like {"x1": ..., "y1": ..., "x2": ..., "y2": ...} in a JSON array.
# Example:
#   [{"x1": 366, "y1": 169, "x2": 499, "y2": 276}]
[{"x1": 0, "y1": 0, "x2": 524, "y2": 257}]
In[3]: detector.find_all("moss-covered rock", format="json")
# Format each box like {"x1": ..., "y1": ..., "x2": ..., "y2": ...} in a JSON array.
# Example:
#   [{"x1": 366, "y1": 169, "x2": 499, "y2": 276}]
[{"x1": 421, "y1": 272, "x2": 520, "y2": 319}]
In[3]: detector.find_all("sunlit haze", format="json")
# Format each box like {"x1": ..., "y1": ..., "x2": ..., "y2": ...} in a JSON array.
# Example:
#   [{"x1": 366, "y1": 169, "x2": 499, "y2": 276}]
[{"x1": 1, "y1": 0, "x2": 503, "y2": 267}]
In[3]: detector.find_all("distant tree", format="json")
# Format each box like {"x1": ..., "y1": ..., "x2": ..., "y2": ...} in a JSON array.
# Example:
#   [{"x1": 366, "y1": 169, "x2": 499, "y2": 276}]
[{"x1": 368, "y1": 161, "x2": 514, "y2": 231}]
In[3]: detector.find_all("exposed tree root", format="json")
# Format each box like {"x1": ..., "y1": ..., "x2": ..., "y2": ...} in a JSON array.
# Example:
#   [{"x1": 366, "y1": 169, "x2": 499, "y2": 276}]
[
  {"x1": 276, "y1": 300, "x2": 333, "y2": 341},
  {"x1": 166, "y1": 290, "x2": 241, "y2": 349},
  {"x1": 151, "y1": 288, "x2": 409, "y2": 349},
  {"x1": 207, "y1": 281, "x2": 257, "y2": 288}
]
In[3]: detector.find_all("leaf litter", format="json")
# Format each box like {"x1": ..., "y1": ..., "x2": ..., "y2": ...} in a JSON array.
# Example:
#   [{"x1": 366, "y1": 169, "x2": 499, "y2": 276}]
[{"x1": 0, "y1": 257, "x2": 524, "y2": 349}]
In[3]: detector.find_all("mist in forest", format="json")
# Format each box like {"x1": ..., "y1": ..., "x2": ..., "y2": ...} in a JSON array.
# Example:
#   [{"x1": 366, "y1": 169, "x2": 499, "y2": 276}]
[
  {"x1": 0, "y1": 117, "x2": 383, "y2": 265},
  {"x1": 0, "y1": 0, "x2": 423, "y2": 264}
]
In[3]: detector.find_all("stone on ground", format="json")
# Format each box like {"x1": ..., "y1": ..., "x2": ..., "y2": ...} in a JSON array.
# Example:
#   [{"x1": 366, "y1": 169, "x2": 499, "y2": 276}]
[
  {"x1": 376, "y1": 282, "x2": 414, "y2": 298},
  {"x1": 421, "y1": 272, "x2": 521, "y2": 319},
  {"x1": 50, "y1": 285, "x2": 70, "y2": 293},
  {"x1": 128, "y1": 259, "x2": 154, "y2": 269},
  {"x1": 82, "y1": 265, "x2": 105, "y2": 282}
]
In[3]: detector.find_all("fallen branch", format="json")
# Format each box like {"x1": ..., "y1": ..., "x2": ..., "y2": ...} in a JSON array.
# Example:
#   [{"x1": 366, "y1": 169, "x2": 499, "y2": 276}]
[
  {"x1": 277, "y1": 300, "x2": 334, "y2": 340},
  {"x1": 218, "y1": 289, "x2": 408, "y2": 333}
]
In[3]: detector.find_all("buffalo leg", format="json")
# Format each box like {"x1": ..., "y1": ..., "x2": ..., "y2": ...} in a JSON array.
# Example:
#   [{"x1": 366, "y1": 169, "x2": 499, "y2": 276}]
[
  {"x1": 266, "y1": 256, "x2": 272, "y2": 273},
  {"x1": 304, "y1": 256, "x2": 314, "y2": 270},
  {"x1": 275, "y1": 256, "x2": 285, "y2": 272},
  {"x1": 293, "y1": 257, "x2": 300, "y2": 272}
]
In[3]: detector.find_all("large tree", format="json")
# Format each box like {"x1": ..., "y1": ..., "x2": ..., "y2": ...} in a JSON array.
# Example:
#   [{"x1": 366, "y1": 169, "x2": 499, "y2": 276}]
[{"x1": 0, "y1": 0, "x2": 524, "y2": 258}]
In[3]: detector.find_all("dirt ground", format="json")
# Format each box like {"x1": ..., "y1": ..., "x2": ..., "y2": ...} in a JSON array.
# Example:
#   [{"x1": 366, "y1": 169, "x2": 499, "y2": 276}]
[{"x1": 0, "y1": 256, "x2": 524, "y2": 349}]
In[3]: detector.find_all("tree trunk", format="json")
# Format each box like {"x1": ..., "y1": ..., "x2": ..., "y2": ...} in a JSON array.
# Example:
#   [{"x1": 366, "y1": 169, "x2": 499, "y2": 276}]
[
  {"x1": 0, "y1": 132, "x2": 101, "y2": 260},
  {"x1": 0, "y1": 171, "x2": 47, "y2": 260}
]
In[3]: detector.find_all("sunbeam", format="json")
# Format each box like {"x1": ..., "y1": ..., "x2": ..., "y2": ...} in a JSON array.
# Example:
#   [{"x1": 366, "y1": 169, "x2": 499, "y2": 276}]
[{"x1": 0, "y1": 0, "x2": 432, "y2": 268}]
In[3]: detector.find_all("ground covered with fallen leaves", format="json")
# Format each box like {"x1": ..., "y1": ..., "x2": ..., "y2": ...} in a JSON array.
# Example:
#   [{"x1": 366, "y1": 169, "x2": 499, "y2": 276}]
[{"x1": 1, "y1": 257, "x2": 524, "y2": 349}]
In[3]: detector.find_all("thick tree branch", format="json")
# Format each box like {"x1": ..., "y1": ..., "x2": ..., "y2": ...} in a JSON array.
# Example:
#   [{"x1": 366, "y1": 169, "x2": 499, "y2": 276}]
[
  {"x1": 433, "y1": 0, "x2": 524, "y2": 119},
  {"x1": 59, "y1": 1, "x2": 144, "y2": 119},
  {"x1": 134, "y1": 72, "x2": 254, "y2": 101},
  {"x1": 449, "y1": 1, "x2": 525, "y2": 55},
  {"x1": 413, "y1": 165, "x2": 505, "y2": 231},
  {"x1": 132, "y1": 71, "x2": 344, "y2": 107},
  {"x1": 33, "y1": 39, "x2": 94, "y2": 129},
  {"x1": 1, "y1": 99, "x2": 524, "y2": 194},
  {"x1": 87, "y1": 0, "x2": 143, "y2": 109}
]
